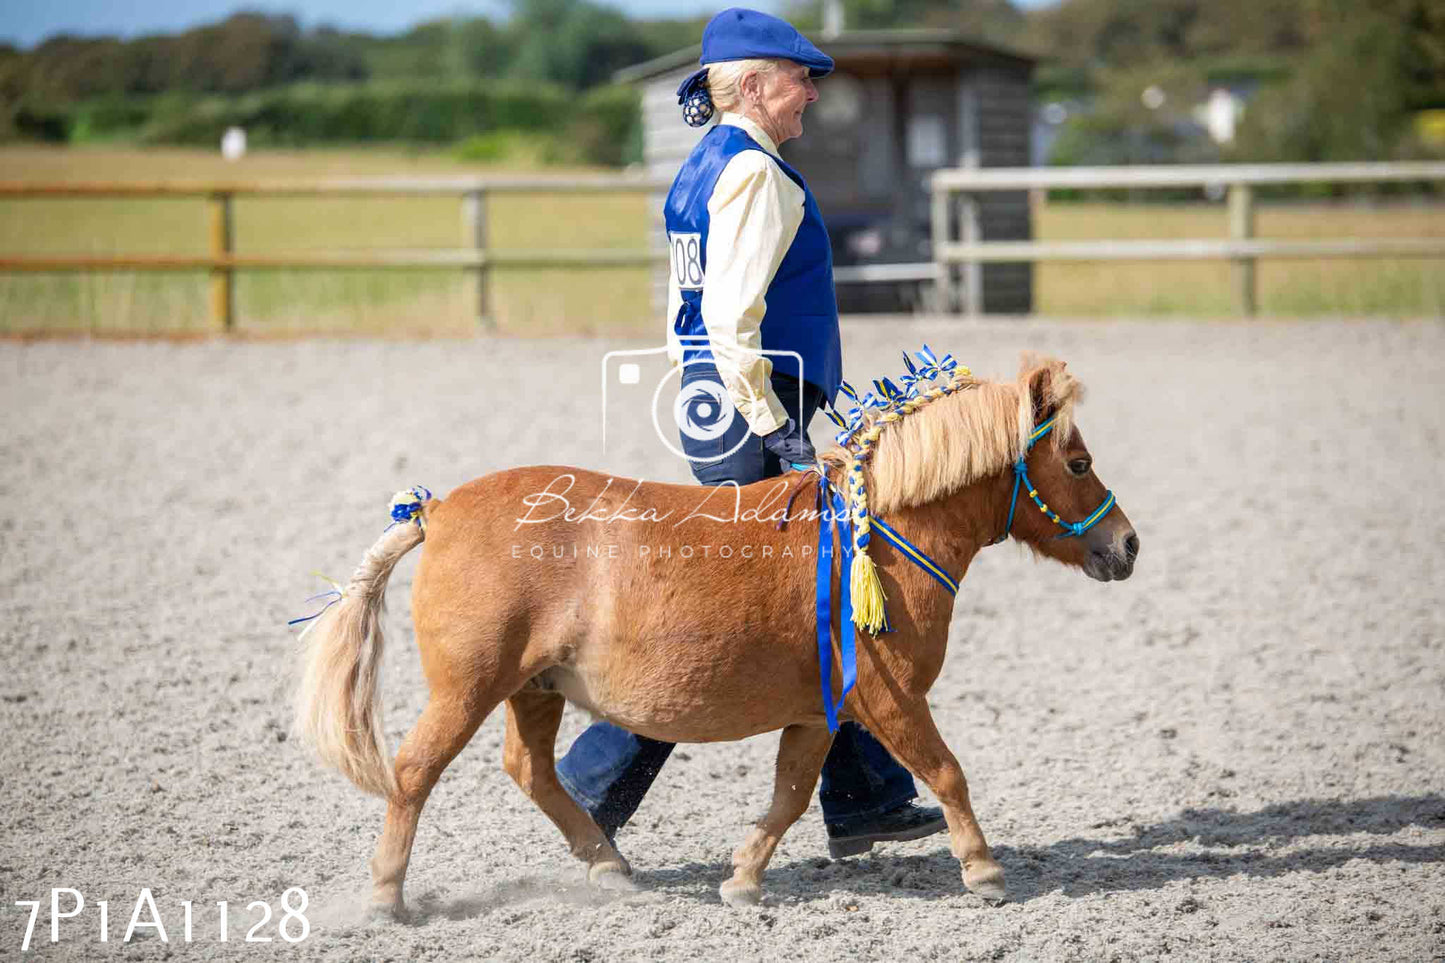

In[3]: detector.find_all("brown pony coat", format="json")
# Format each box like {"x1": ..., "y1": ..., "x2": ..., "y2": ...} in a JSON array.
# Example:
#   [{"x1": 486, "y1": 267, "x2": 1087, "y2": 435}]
[{"x1": 294, "y1": 355, "x2": 1137, "y2": 914}]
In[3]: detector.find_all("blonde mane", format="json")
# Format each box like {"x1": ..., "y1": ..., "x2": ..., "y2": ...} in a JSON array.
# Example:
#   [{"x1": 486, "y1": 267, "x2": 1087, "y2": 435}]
[{"x1": 820, "y1": 354, "x2": 1084, "y2": 515}]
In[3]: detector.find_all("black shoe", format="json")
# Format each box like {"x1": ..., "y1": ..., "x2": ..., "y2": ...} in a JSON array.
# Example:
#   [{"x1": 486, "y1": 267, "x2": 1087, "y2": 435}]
[{"x1": 825, "y1": 802, "x2": 947, "y2": 859}]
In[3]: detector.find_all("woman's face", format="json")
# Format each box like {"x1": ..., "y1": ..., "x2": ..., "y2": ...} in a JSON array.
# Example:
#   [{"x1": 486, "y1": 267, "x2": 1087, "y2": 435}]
[{"x1": 750, "y1": 60, "x2": 818, "y2": 145}]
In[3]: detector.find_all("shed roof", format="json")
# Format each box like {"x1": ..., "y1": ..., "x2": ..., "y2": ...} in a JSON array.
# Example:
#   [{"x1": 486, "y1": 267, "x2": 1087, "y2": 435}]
[{"x1": 614, "y1": 28, "x2": 1036, "y2": 84}]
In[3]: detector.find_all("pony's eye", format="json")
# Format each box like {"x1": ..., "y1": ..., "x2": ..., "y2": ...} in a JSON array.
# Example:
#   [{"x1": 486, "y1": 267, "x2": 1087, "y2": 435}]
[{"x1": 1068, "y1": 458, "x2": 1092, "y2": 476}]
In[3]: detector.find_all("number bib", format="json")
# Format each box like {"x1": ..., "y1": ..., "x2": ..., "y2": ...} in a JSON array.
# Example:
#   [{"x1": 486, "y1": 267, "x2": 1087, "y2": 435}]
[{"x1": 669, "y1": 232, "x2": 705, "y2": 291}]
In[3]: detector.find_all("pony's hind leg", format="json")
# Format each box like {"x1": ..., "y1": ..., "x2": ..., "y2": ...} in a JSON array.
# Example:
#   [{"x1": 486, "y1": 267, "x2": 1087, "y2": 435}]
[
  {"x1": 857, "y1": 701, "x2": 1006, "y2": 901},
  {"x1": 719, "y1": 724, "x2": 835, "y2": 906},
  {"x1": 503, "y1": 690, "x2": 634, "y2": 888},
  {"x1": 369, "y1": 692, "x2": 493, "y2": 919}
]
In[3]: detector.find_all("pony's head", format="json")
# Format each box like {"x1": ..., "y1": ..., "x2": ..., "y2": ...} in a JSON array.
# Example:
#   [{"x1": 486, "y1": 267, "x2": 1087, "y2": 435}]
[
  {"x1": 823, "y1": 351, "x2": 1137, "y2": 582},
  {"x1": 1006, "y1": 355, "x2": 1137, "y2": 582}
]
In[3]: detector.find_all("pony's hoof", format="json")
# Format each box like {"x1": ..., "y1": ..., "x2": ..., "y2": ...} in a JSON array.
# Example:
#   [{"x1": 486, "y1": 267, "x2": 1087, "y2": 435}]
[
  {"x1": 964, "y1": 861, "x2": 1007, "y2": 903},
  {"x1": 366, "y1": 901, "x2": 408, "y2": 924},
  {"x1": 588, "y1": 860, "x2": 637, "y2": 892},
  {"x1": 719, "y1": 878, "x2": 762, "y2": 907}
]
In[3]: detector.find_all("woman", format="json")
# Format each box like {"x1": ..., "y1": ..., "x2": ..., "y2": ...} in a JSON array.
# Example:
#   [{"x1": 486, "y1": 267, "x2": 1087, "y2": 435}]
[{"x1": 556, "y1": 7, "x2": 945, "y2": 860}]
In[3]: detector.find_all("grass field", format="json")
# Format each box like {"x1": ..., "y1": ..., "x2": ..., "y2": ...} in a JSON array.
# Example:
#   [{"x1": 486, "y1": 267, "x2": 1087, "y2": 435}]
[
  {"x1": 1033, "y1": 200, "x2": 1445, "y2": 317},
  {"x1": 0, "y1": 145, "x2": 654, "y2": 336},
  {"x1": 1, "y1": 144, "x2": 1441, "y2": 334}
]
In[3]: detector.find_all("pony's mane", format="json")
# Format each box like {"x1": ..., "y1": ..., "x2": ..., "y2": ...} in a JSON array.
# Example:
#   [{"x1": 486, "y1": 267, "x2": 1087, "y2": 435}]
[{"x1": 820, "y1": 354, "x2": 1084, "y2": 514}]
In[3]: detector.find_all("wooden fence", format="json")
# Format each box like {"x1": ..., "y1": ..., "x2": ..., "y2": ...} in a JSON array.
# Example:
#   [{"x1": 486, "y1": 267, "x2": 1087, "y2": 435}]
[
  {"x1": 0, "y1": 175, "x2": 668, "y2": 330},
  {"x1": 4, "y1": 162, "x2": 1444, "y2": 327},
  {"x1": 931, "y1": 161, "x2": 1445, "y2": 316}
]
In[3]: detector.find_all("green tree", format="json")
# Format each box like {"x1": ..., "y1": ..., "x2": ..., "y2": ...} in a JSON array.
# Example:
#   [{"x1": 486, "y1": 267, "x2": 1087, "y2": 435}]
[
  {"x1": 1233, "y1": 0, "x2": 1442, "y2": 161},
  {"x1": 780, "y1": 0, "x2": 1024, "y2": 45},
  {"x1": 506, "y1": 0, "x2": 653, "y2": 89}
]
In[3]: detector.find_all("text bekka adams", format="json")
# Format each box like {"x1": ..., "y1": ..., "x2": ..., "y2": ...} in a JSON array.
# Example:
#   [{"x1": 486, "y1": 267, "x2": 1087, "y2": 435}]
[{"x1": 509, "y1": 473, "x2": 843, "y2": 562}]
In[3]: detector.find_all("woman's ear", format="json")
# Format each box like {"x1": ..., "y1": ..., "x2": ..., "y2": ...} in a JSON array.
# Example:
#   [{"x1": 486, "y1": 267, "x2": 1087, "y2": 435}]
[{"x1": 739, "y1": 70, "x2": 757, "y2": 104}]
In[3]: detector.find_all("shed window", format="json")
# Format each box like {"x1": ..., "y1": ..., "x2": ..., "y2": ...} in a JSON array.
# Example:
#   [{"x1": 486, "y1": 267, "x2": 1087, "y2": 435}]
[{"x1": 906, "y1": 115, "x2": 947, "y2": 168}]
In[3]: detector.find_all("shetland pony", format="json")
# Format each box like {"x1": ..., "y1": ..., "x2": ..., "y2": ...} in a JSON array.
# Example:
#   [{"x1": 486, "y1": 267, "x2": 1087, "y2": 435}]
[{"x1": 294, "y1": 354, "x2": 1137, "y2": 915}]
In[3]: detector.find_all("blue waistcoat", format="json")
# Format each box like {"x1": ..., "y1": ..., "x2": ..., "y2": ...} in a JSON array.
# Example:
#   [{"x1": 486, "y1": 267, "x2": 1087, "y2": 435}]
[{"x1": 664, "y1": 124, "x2": 842, "y2": 407}]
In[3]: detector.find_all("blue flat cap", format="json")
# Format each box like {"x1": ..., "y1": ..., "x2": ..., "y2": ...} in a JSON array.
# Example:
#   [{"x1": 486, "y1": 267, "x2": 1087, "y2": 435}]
[
  {"x1": 701, "y1": 8, "x2": 833, "y2": 77},
  {"x1": 674, "y1": 8, "x2": 833, "y2": 124}
]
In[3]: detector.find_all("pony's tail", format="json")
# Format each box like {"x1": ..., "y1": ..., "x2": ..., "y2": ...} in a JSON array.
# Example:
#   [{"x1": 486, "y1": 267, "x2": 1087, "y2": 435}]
[{"x1": 293, "y1": 489, "x2": 434, "y2": 800}]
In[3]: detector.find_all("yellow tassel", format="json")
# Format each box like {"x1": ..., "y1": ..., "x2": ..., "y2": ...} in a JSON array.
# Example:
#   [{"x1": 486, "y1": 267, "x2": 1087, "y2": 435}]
[{"x1": 850, "y1": 548, "x2": 888, "y2": 636}]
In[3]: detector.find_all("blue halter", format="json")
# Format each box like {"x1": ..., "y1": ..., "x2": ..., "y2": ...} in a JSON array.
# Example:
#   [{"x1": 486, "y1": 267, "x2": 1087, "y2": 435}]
[{"x1": 992, "y1": 416, "x2": 1117, "y2": 545}]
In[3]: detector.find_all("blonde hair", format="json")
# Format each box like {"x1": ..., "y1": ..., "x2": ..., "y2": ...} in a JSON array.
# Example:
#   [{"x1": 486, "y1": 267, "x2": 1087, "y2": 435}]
[{"x1": 706, "y1": 58, "x2": 780, "y2": 113}]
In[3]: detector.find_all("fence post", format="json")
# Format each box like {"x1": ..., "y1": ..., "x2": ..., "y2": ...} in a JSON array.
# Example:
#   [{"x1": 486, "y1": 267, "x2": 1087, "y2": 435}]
[
  {"x1": 208, "y1": 192, "x2": 233, "y2": 331},
  {"x1": 1228, "y1": 182, "x2": 1256, "y2": 317},
  {"x1": 955, "y1": 77, "x2": 982, "y2": 318},
  {"x1": 462, "y1": 189, "x2": 492, "y2": 329},
  {"x1": 960, "y1": 191, "x2": 983, "y2": 317},
  {"x1": 930, "y1": 182, "x2": 956, "y2": 313}
]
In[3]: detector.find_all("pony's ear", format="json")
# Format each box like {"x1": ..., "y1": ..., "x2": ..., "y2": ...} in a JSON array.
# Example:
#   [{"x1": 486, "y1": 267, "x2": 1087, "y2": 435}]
[{"x1": 1019, "y1": 354, "x2": 1075, "y2": 426}]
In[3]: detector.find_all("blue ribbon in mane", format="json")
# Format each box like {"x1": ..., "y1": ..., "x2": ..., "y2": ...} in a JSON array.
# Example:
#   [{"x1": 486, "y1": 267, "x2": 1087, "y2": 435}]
[{"x1": 815, "y1": 478, "x2": 856, "y2": 733}]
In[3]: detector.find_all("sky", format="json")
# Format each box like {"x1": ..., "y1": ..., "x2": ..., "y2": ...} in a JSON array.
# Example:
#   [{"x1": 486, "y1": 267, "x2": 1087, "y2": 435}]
[{"x1": 1, "y1": 0, "x2": 1054, "y2": 49}]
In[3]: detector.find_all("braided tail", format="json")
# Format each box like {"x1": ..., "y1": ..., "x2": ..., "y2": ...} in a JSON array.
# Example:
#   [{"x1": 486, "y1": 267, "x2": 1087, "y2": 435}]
[{"x1": 292, "y1": 487, "x2": 433, "y2": 799}]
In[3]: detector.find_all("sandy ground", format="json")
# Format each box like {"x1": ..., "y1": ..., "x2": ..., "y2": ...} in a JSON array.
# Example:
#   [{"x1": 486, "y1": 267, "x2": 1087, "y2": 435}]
[{"x1": 2, "y1": 318, "x2": 1443, "y2": 962}]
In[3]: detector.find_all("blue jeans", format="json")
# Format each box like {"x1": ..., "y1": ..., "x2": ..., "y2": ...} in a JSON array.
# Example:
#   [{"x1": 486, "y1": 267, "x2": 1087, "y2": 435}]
[{"x1": 554, "y1": 362, "x2": 919, "y2": 835}]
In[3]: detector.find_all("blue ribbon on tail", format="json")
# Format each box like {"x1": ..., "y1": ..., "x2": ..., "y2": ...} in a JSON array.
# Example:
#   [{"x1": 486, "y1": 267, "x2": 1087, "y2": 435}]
[{"x1": 287, "y1": 590, "x2": 342, "y2": 627}]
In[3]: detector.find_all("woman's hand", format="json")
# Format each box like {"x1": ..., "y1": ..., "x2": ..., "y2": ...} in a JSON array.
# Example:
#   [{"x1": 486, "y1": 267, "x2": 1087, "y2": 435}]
[{"x1": 761, "y1": 417, "x2": 817, "y2": 467}]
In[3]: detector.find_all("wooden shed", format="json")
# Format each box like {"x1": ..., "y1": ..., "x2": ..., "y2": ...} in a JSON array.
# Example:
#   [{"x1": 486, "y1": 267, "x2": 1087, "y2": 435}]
[{"x1": 616, "y1": 29, "x2": 1036, "y2": 314}]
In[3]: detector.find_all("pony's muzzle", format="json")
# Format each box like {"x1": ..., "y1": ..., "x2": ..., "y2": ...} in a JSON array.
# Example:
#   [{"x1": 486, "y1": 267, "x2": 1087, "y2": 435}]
[{"x1": 1086, "y1": 528, "x2": 1137, "y2": 582}]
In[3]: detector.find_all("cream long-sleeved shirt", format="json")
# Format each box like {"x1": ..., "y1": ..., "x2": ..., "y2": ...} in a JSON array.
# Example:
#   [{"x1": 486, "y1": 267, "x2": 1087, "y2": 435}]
[{"x1": 665, "y1": 112, "x2": 806, "y2": 437}]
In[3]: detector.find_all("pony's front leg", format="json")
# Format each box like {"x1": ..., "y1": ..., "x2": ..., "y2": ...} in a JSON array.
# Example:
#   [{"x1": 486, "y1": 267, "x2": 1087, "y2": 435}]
[
  {"x1": 720, "y1": 724, "x2": 834, "y2": 906},
  {"x1": 856, "y1": 702, "x2": 1006, "y2": 901}
]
